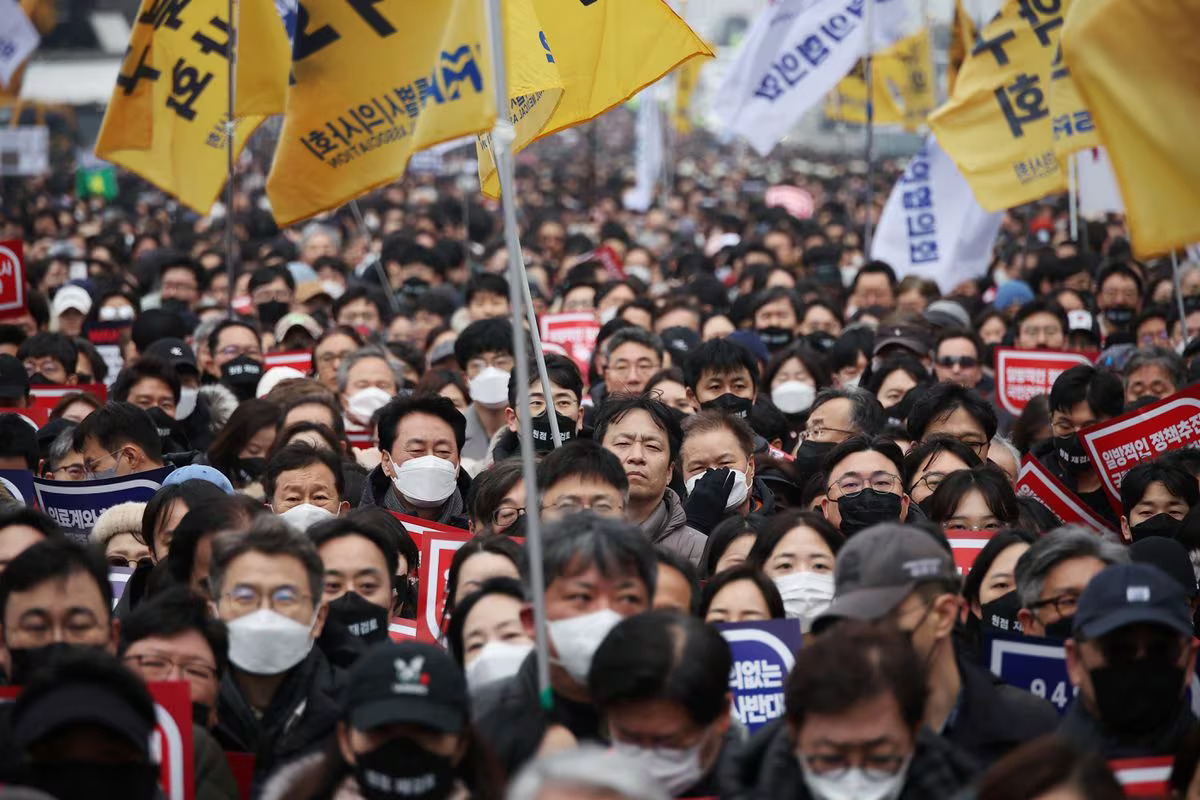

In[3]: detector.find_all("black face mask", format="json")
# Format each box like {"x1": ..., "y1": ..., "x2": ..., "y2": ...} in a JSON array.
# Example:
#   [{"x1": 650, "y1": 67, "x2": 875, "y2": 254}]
[
  {"x1": 502, "y1": 513, "x2": 528, "y2": 538},
  {"x1": 354, "y1": 736, "x2": 457, "y2": 800},
  {"x1": 1042, "y1": 616, "x2": 1075, "y2": 639},
  {"x1": 9, "y1": 642, "x2": 103, "y2": 685},
  {"x1": 836, "y1": 489, "x2": 903, "y2": 536},
  {"x1": 160, "y1": 297, "x2": 190, "y2": 314},
  {"x1": 530, "y1": 409, "x2": 577, "y2": 453},
  {"x1": 256, "y1": 300, "x2": 290, "y2": 328},
  {"x1": 756, "y1": 327, "x2": 794, "y2": 350},
  {"x1": 326, "y1": 592, "x2": 389, "y2": 644},
  {"x1": 806, "y1": 331, "x2": 837, "y2": 353},
  {"x1": 236, "y1": 457, "x2": 267, "y2": 484},
  {"x1": 402, "y1": 277, "x2": 431, "y2": 297},
  {"x1": 1090, "y1": 663, "x2": 1186, "y2": 736},
  {"x1": 1131, "y1": 513, "x2": 1183, "y2": 542},
  {"x1": 220, "y1": 354, "x2": 264, "y2": 402},
  {"x1": 1055, "y1": 434, "x2": 1092, "y2": 474},
  {"x1": 793, "y1": 439, "x2": 836, "y2": 475},
  {"x1": 1103, "y1": 306, "x2": 1136, "y2": 330},
  {"x1": 701, "y1": 393, "x2": 753, "y2": 420},
  {"x1": 980, "y1": 590, "x2": 1024, "y2": 636},
  {"x1": 28, "y1": 372, "x2": 55, "y2": 385},
  {"x1": 17, "y1": 762, "x2": 160, "y2": 800}
]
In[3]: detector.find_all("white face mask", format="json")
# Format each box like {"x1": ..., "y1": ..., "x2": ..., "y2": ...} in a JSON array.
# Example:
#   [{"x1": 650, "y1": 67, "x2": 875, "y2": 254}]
[
  {"x1": 320, "y1": 279, "x2": 346, "y2": 300},
  {"x1": 771, "y1": 381, "x2": 815, "y2": 414},
  {"x1": 176, "y1": 386, "x2": 199, "y2": 419},
  {"x1": 625, "y1": 265, "x2": 653, "y2": 285},
  {"x1": 469, "y1": 366, "x2": 511, "y2": 408},
  {"x1": 346, "y1": 386, "x2": 393, "y2": 426},
  {"x1": 800, "y1": 755, "x2": 911, "y2": 800},
  {"x1": 774, "y1": 571, "x2": 834, "y2": 633},
  {"x1": 278, "y1": 502, "x2": 336, "y2": 532},
  {"x1": 465, "y1": 641, "x2": 533, "y2": 692},
  {"x1": 226, "y1": 608, "x2": 315, "y2": 675},
  {"x1": 548, "y1": 608, "x2": 623, "y2": 684},
  {"x1": 684, "y1": 468, "x2": 750, "y2": 511},
  {"x1": 598, "y1": 305, "x2": 619, "y2": 325},
  {"x1": 392, "y1": 454, "x2": 458, "y2": 507},
  {"x1": 612, "y1": 737, "x2": 707, "y2": 796}
]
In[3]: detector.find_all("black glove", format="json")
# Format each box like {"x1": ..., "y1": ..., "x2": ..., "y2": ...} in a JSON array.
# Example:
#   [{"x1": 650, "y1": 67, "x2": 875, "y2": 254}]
[{"x1": 684, "y1": 468, "x2": 735, "y2": 535}]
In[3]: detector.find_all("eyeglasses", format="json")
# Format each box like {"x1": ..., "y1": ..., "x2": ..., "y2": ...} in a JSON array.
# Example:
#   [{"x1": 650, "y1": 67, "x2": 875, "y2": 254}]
[
  {"x1": 222, "y1": 584, "x2": 312, "y2": 613},
  {"x1": 24, "y1": 359, "x2": 65, "y2": 378},
  {"x1": 218, "y1": 344, "x2": 263, "y2": 359},
  {"x1": 541, "y1": 498, "x2": 624, "y2": 517},
  {"x1": 1028, "y1": 592, "x2": 1080, "y2": 619},
  {"x1": 51, "y1": 464, "x2": 86, "y2": 480},
  {"x1": 943, "y1": 520, "x2": 1003, "y2": 532},
  {"x1": 607, "y1": 359, "x2": 660, "y2": 377},
  {"x1": 108, "y1": 555, "x2": 154, "y2": 569},
  {"x1": 826, "y1": 472, "x2": 901, "y2": 498},
  {"x1": 913, "y1": 471, "x2": 949, "y2": 494},
  {"x1": 467, "y1": 355, "x2": 515, "y2": 374},
  {"x1": 798, "y1": 752, "x2": 908, "y2": 780},
  {"x1": 799, "y1": 425, "x2": 857, "y2": 443},
  {"x1": 492, "y1": 506, "x2": 526, "y2": 527},
  {"x1": 1138, "y1": 331, "x2": 1171, "y2": 346},
  {"x1": 938, "y1": 434, "x2": 989, "y2": 455},
  {"x1": 161, "y1": 280, "x2": 198, "y2": 295},
  {"x1": 935, "y1": 355, "x2": 978, "y2": 369},
  {"x1": 253, "y1": 289, "x2": 292, "y2": 304},
  {"x1": 83, "y1": 449, "x2": 124, "y2": 479},
  {"x1": 123, "y1": 654, "x2": 217, "y2": 683},
  {"x1": 317, "y1": 350, "x2": 353, "y2": 365}
]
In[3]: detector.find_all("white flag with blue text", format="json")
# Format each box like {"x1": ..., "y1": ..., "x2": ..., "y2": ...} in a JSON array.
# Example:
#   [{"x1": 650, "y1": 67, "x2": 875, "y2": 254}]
[
  {"x1": 871, "y1": 135, "x2": 1003, "y2": 294},
  {"x1": 715, "y1": 0, "x2": 911, "y2": 155},
  {"x1": 625, "y1": 89, "x2": 665, "y2": 212},
  {"x1": 0, "y1": 0, "x2": 37, "y2": 88}
]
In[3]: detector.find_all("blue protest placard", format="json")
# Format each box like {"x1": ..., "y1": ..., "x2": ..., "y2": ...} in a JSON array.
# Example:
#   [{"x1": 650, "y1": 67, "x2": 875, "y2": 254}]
[
  {"x1": 34, "y1": 467, "x2": 170, "y2": 542},
  {"x1": 716, "y1": 618, "x2": 803, "y2": 734},
  {"x1": 985, "y1": 631, "x2": 1076, "y2": 714},
  {"x1": 109, "y1": 566, "x2": 134, "y2": 610},
  {"x1": 0, "y1": 469, "x2": 35, "y2": 506}
]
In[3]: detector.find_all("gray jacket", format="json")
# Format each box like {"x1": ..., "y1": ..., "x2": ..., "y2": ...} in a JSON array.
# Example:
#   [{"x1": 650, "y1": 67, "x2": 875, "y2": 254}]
[{"x1": 640, "y1": 488, "x2": 706, "y2": 565}]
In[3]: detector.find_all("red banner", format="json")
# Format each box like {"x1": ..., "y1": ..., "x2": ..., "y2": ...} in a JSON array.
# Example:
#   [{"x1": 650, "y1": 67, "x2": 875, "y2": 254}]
[
  {"x1": 1108, "y1": 756, "x2": 1172, "y2": 797},
  {"x1": 945, "y1": 530, "x2": 994, "y2": 574},
  {"x1": 0, "y1": 240, "x2": 26, "y2": 315},
  {"x1": 1015, "y1": 456, "x2": 1114, "y2": 534},
  {"x1": 29, "y1": 383, "x2": 108, "y2": 413},
  {"x1": 265, "y1": 351, "x2": 313, "y2": 373},
  {"x1": 1079, "y1": 384, "x2": 1200, "y2": 517},
  {"x1": 415, "y1": 525, "x2": 475, "y2": 643},
  {"x1": 993, "y1": 348, "x2": 1094, "y2": 415},
  {"x1": 540, "y1": 311, "x2": 600, "y2": 378},
  {"x1": 0, "y1": 406, "x2": 48, "y2": 428}
]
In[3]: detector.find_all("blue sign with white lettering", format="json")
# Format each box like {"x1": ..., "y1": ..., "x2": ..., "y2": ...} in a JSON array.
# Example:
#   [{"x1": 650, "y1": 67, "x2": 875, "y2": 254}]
[
  {"x1": 34, "y1": 467, "x2": 170, "y2": 542},
  {"x1": 985, "y1": 631, "x2": 1076, "y2": 714},
  {"x1": 716, "y1": 618, "x2": 803, "y2": 734}
]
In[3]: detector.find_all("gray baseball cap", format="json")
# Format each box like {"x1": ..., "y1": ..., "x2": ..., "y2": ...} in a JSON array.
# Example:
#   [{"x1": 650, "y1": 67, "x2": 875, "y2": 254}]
[{"x1": 815, "y1": 524, "x2": 958, "y2": 628}]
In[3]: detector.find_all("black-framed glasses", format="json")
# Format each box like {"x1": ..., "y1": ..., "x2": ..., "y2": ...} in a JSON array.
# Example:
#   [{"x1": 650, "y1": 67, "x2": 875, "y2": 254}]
[
  {"x1": 798, "y1": 752, "x2": 908, "y2": 780},
  {"x1": 1028, "y1": 592, "x2": 1080, "y2": 619},
  {"x1": 492, "y1": 506, "x2": 526, "y2": 527},
  {"x1": 935, "y1": 355, "x2": 978, "y2": 369},
  {"x1": 826, "y1": 471, "x2": 901, "y2": 499}
]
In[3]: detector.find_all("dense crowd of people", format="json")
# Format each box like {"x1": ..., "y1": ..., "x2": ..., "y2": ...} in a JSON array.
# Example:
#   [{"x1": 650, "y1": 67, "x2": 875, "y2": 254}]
[{"x1": 0, "y1": 120, "x2": 1199, "y2": 799}]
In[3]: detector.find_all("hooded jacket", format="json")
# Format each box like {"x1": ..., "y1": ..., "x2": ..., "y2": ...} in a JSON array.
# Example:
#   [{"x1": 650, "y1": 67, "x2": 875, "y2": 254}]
[{"x1": 640, "y1": 488, "x2": 706, "y2": 565}]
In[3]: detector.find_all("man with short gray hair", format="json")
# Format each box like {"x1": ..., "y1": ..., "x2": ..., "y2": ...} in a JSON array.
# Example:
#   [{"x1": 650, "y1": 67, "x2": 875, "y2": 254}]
[
  {"x1": 793, "y1": 387, "x2": 885, "y2": 474},
  {"x1": 336, "y1": 345, "x2": 402, "y2": 429},
  {"x1": 1122, "y1": 346, "x2": 1186, "y2": 405},
  {"x1": 1015, "y1": 525, "x2": 1130, "y2": 638},
  {"x1": 604, "y1": 328, "x2": 664, "y2": 396}
]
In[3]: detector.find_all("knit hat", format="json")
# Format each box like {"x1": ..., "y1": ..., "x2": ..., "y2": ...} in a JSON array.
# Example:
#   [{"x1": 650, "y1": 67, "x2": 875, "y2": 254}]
[{"x1": 90, "y1": 502, "x2": 146, "y2": 548}]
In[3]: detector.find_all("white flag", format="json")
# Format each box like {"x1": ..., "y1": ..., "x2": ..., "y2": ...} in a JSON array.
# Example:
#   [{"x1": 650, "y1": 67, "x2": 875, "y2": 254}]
[
  {"x1": 715, "y1": 0, "x2": 910, "y2": 156},
  {"x1": 0, "y1": 0, "x2": 36, "y2": 88},
  {"x1": 1075, "y1": 148, "x2": 1124, "y2": 217},
  {"x1": 871, "y1": 135, "x2": 1003, "y2": 294},
  {"x1": 624, "y1": 91, "x2": 665, "y2": 213}
]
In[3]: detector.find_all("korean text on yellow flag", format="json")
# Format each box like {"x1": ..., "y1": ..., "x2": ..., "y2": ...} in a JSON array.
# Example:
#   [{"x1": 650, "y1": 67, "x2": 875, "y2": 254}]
[
  {"x1": 1063, "y1": 0, "x2": 1200, "y2": 257},
  {"x1": 95, "y1": 0, "x2": 288, "y2": 214},
  {"x1": 478, "y1": 0, "x2": 712, "y2": 196},
  {"x1": 928, "y1": 0, "x2": 1095, "y2": 211}
]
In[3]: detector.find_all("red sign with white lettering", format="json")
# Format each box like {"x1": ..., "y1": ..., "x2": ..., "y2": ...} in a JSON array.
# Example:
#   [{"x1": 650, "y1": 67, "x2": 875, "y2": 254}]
[
  {"x1": 0, "y1": 240, "x2": 26, "y2": 314},
  {"x1": 1015, "y1": 456, "x2": 1114, "y2": 534},
  {"x1": 539, "y1": 311, "x2": 600, "y2": 378},
  {"x1": 946, "y1": 530, "x2": 993, "y2": 574},
  {"x1": 994, "y1": 348, "x2": 1094, "y2": 415}
]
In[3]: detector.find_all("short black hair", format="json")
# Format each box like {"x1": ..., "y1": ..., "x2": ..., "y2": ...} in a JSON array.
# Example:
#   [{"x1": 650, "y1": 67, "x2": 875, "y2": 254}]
[
  {"x1": 309, "y1": 516, "x2": 400, "y2": 582},
  {"x1": 17, "y1": 332, "x2": 77, "y2": 375},
  {"x1": 682, "y1": 338, "x2": 760, "y2": 393},
  {"x1": 901, "y1": 435, "x2": 983, "y2": 493},
  {"x1": 961, "y1": 529, "x2": 1037, "y2": 608},
  {"x1": 589, "y1": 610, "x2": 732, "y2": 726},
  {"x1": 207, "y1": 319, "x2": 262, "y2": 359},
  {"x1": 700, "y1": 517, "x2": 759, "y2": 579},
  {"x1": 1012, "y1": 299, "x2": 1068, "y2": 337},
  {"x1": 0, "y1": 538, "x2": 111, "y2": 624},
  {"x1": 443, "y1": 535, "x2": 527, "y2": 619},
  {"x1": 747, "y1": 510, "x2": 843, "y2": 569},
  {"x1": 1120, "y1": 462, "x2": 1200, "y2": 517},
  {"x1": 377, "y1": 394, "x2": 467, "y2": 454},
  {"x1": 823, "y1": 434, "x2": 906, "y2": 485},
  {"x1": 594, "y1": 395, "x2": 683, "y2": 463},
  {"x1": 248, "y1": 265, "x2": 295, "y2": 294},
  {"x1": 166, "y1": 495, "x2": 261, "y2": 585},
  {"x1": 0, "y1": 413, "x2": 38, "y2": 470},
  {"x1": 849, "y1": 261, "x2": 897, "y2": 294},
  {"x1": 455, "y1": 318, "x2": 514, "y2": 368},
  {"x1": 541, "y1": 511, "x2": 656, "y2": 594},
  {"x1": 506, "y1": 352, "x2": 583, "y2": 408},
  {"x1": 1096, "y1": 262, "x2": 1143, "y2": 298},
  {"x1": 467, "y1": 458, "x2": 524, "y2": 531},
  {"x1": 0, "y1": 507, "x2": 62, "y2": 543},
  {"x1": 924, "y1": 467, "x2": 1020, "y2": 527},
  {"x1": 112, "y1": 356, "x2": 182, "y2": 404},
  {"x1": 118, "y1": 586, "x2": 230, "y2": 679},
  {"x1": 346, "y1": 506, "x2": 419, "y2": 576},
  {"x1": 810, "y1": 387, "x2": 886, "y2": 438},
  {"x1": 653, "y1": 548, "x2": 701, "y2": 616},
  {"x1": 1048, "y1": 364, "x2": 1124, "y2": 418},
  {"x1": 332, "y1": 286, "x2": 391, "y2": 325},
  {"x1": 209, "y1": 516, "x2": 325, "y2": 603},
  {"x1": 906, "y1": 384, "x2": 998, "y2": 443},
  {"x1": 933, "y1": 327, "x2": 984, "y2": 361},
  {"x1": 265, "y1": 442, "x2": 345, "y2": 504},
  {"x1": 699, "y1": 565, "x2": 784, "y2": 619},
  {"x1": 536, "y1": 439, "x2": 629, "y2": 496},
  {"x1": 750, "y1": 287, "x2": 802, "y2": 320},
  {"x1": 465, "y1": 273, "x2": 509, "y2": 305},
  {"x1": 72, "y1": 402, "x2": 163, "y2": 464}
]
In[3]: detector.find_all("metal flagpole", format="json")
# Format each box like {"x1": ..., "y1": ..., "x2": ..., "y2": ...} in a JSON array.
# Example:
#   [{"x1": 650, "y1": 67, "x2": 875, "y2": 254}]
[
  {"x1": 485, "y1": 0, "x2": 553, "y2": 705},
  {"x1": 862, "y1": 0, "x2": 876, "y2": 255},
  {"x1": 1067, "y1": 152, "x2": 1078, "y2": 241},
  {"x1": 348, "y1": 199, "x2": 403, "y2": 315},
  {"x1": 224, "y1": 0, "x2": 237, "y2": 314},
  {"x1": 1172, "y1": 250, "x2": 1190, "y2": 348}
]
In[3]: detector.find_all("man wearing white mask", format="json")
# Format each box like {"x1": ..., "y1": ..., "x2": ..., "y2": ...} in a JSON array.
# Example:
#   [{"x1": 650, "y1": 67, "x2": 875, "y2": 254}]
[
  {"x1": 210, "y1": 518, "x2": 341, "y2": 788},
  {"x1": 336, "y1": 345, "x2": 402, "y2": 434},
  {"x1": 456, "y1": 318, "x2": 515, "y2": 463},
  {"x1": 362, "y1": 394, "x2": 471, "y2": 529},
  {"x1": 474, "y1": 512, "x2": 655, "y2": 765},
  {"x1": 266, "y1": 443, "x2": 349, "y2": 531},
  {"x1": 677, "y1": 411, "x2": 775, "y2": 535}
]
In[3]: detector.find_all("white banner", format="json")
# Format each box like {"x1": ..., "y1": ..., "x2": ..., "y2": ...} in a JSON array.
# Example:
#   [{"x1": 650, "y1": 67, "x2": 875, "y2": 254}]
[
  {"x1": 1075, "y1": 147, "x2": 1124, "y2": 217},
  {"x1": 0, "y1": 0, "x2": 37, "y2": 88},
  {"x1": 624, "y1": 90, "x2": 665, "y2": 212},
  {"x1": 715, "y1": 0, "x2": 910, "y2": 155},
  {"x1": 871, "y1": 134, "x2": 1003, "y2": 294}
]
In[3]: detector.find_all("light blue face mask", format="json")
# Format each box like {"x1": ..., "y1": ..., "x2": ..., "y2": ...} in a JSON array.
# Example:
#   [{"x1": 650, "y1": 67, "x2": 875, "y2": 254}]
[{"x1": 86, "y1": 450, "x2": 124, "y2": 481}]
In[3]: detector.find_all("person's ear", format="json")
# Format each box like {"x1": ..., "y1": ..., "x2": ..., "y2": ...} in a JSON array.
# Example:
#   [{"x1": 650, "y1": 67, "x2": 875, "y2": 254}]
[
  {"x1": 519, "y1": 603, "x2": 536, "y2": 639},
  {"x1": 933, "y1": 594, "x2": 960, "y2": 640},
  {"x1": 744, "y1": 458, "x2": 756, "y2": 485},
  {"x1": 380, "y1": 450, "x2": 396, "y2": 480},
  {"x1": 1120, "y1": 515, "x2": 1131, "y2": 543},
  {"x1": 337, "y1": 500, "x2": 350, "y2": 516},
  {"x1": 504, "y1": 407, "x2": 518, "y2": 433},
  {"x1": 1017, "y1": 607, "x2": 1036, "y2": 635},
  {"x1": 900, "y1": 493, "x2": 910, "y2": 521},
  {"x1": 310, "y1": 602, "x2": 328, "y2": 639},
  {"x1": 336, "y1": 721, "x2": 356, "y2": 765},
  {"x1": 713, "y1": 693, "x2": 733, "y2": 736},
  {"x1": 685, "y1": 386, "x2": 698, "y2": 405}
]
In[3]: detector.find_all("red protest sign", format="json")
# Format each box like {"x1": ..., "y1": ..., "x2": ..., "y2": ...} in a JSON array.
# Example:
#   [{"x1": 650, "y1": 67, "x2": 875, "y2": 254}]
[
  {"x1": 577, "y1": 245, "x2": 624, "y2": 281},
  {"x1": 0, "y1": 240, "x2": 25, "y2": 315},
  {"x1": 0, "y1": 406, "x2": 48, "y2": 428},
  {"x1": 1015, "y1": 456, "x2": 1114, "y2": 534},
  {"x1": 265, "y1": 350, "x2": 313, "y2": 373},
  {"x1": 539, "y1": 311, "x2": 600, "y2": 377},
  {"x1": 225, "y1": 752, "x2": 255, "y2": 800},
  {"x1": 1108, "y1": 756, "x2": 1172, "y2": 797},
  {"x1": 389, "y1": 618, "x2": 418, "y2": 642},
  {"x1": 994, "y1": 348, "x2": 1094, "y2": 415},
  {"x1": 29, "y1": 382, "x2": 108, "y2": 413},
  {"x1": 415, "y1": 524, "x2": 475, "y2": 643},
  {"x1": 1079, "y1": 384, "x2": 1200, "y2": 517},
  {"x1": 945, "y1": 530, "x2": 994, "y2": 574}
]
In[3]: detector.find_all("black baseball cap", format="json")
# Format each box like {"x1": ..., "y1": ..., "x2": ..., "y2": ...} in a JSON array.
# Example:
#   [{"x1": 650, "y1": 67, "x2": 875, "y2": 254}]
[
  {"x1": 1073, "y1": 563, "x2": 1194, "y2": 640},
  {"x1": 873, "y1": 324, "x2": 932, "y2": 358},
  {"x1": 345, "y1": 641, "x2": 468, "y2": 733},
  {"x1": 12, "y1": 682, "x2": 154, "y2": 755},
  {"x1": 816, "y1": 524, "x2": 958, "y2": 627},
  {"x1": 0, "y1": 354, "x2": 28, "y2": 397},
  {"x1": 143, "y1": 337, "x2": 199, "y2": 376},
  {"x1": 1130, "y1": 537, "x2": 1199, "y2": 600}
]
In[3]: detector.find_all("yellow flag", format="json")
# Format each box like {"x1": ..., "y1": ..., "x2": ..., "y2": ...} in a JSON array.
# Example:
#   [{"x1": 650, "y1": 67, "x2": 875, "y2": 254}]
[
  {"x1": 826, "y1": 29, "x2": 935, "y2": 131},
  {"x1": 946, "y1": 0, "x2": 976, "y2": 95},
  {"x1": 235, "y1": 0, "x2": 289, "y2": 116},
  {"x1": 1063, "y1": 0, "x2": 1200, "y2": 256},
  {"x1": 671, "y1": 55, "x2": 703, "y2": 134},
  {"x1": 95, "y1": 0, "x2": 288, "y2": 213},
  {"x1": 929, "y1": 0, "x2": 1094, "y2": 211},
  {"x1": 478, "y1": 0, "x2": 712, "y2": 196}
]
